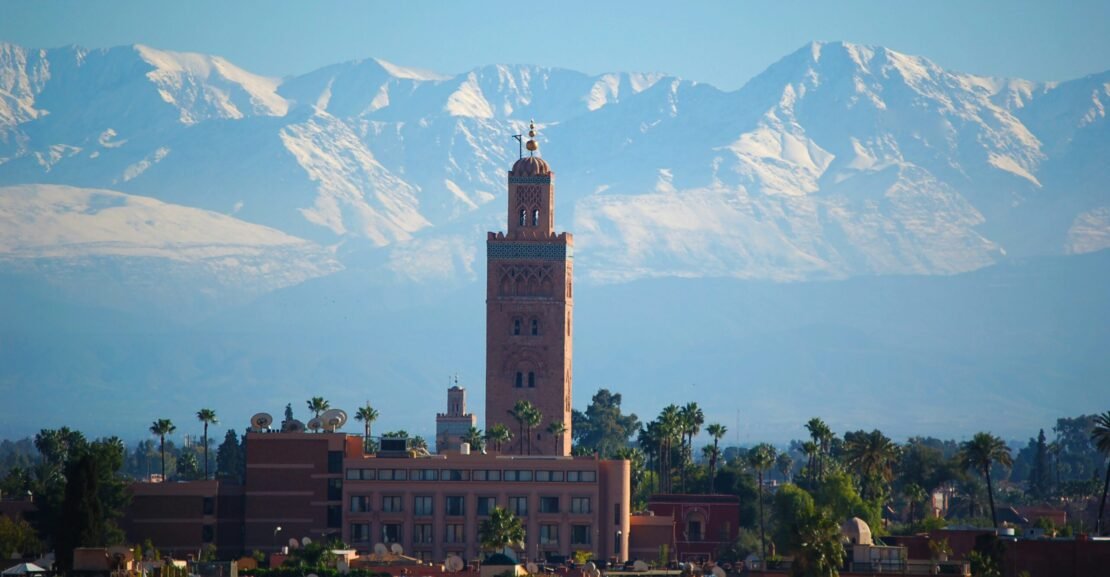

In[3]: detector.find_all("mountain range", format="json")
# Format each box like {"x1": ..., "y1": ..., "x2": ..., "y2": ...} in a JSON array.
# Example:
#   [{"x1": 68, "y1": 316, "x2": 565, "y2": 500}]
[{"x1": 0, "y1": 41, "x2": 1107, "y2": 443}]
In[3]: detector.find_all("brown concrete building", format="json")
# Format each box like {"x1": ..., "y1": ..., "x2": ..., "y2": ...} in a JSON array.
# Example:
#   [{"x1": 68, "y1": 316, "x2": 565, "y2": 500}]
[
  {"x1": 120, "y1": 480, "x2": 243, "y2": 557},
  {"x1": 342, "y1": 450, "x2": 629, "y2": 564},
  {"x1": 485, "y1": 126, "x2": 573, "y2": 457},
  {"x1": 435, "y1": 385, "x2": 477, "y2": 453}
]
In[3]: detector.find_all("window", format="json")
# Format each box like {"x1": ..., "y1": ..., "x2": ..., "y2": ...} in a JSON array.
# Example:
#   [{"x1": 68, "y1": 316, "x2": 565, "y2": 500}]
[
  {"x1": 413, "y1": 524, "x2": 433, "y2": 544},
  {"x1": 202, "y1": 497, "x2": 214, "y2": 516},
  {"x1": 382, "y1": 496, "x2": 403, "y2": 513},
  {"x1": 539, "y1": 496, "x2": 559, "y2": 514},
  {"x1": 614, "y1": 504, "x2": 621, "y2": 525},
  {"x1": 327, "y1": 505, "x2": 341, "y2": 528},
  {"x1": 477, "y1": 497, "x2": 497, "y2": 516},
  {"x1": 346, "y1": 468, "x2": 375, "y2": 480},
  {"x1": 571, "y1": 525, "x2": 591, "y2": 545},
  {"x1": 414, "y1": 496, "x2": 433, "y2": 516},
  {"x1": 412, "y1": 469, "x2": 438, "y2": 481},
  {"x1": 443, "y1": 469, "x2": 470, "y2": 481},
  {"x1": 571, "y1": 497, "x2": 591, "y2": 514},
  {"x1": 445, "y1": 524, "x2": 465, "y2": 544},
  {"x1": 538, "y1": 470, "x2": 564, "y2": 482},
  {"x1": 346, "y1": 469, "x2": 362, "y2": 480},
  {"x1": 328, "y1": 451, "x2": 343, "y2": 474},
  {"x1": 519, "y1": 209, "x2": 526, "y2": 227},
  {"x1": 382, "y1": 523, "x2": 402, "y2": 544},
  {"x1": 528, "y1": 372, "x2": 535, "y2": 388},
  {"x1": 532, "y1": 209, "x2": 540, "y2": 226},
  {"x1": 508, "y1": 496, "x2": 528, "y2": 516},
  {"x1": 378, "y1": 469, "x2": 407, "y2": 481},
  {"x1": 515, "y1": 372, "x2": 523, "y2": 388},
  {"x1": 504, "y1": 470, "x2": 533, "y2": 482},
  {"x1": 531, "y1": 319, "x2": 539, "y2": 335},
  {"x1": 687, "y1": 521, "x2": 703, "y2": 541},
  {"x1": 327, "y1": 478, "x2": 343, "y2": 501},
  {"x1": 202, "y1": 525, "x2": 214, "y2": 543},
  {"x1": 539, "y1": 525, "x2": 559, "y2": 546},
  {"x1": 350, "y1": 523, "x2": 370, "y2": 543},
  {"x1": 513, "y1": 319, "x2": 521, "y2": 335},
  {"x1": 446, "y1": 496, "x2": 466, "y2": 516},
  {"x1": 350, "y1": 495, "x2": 370, "y2": 513},
  {"x1": 474, "y1": 470, "x2": 501, "y2": 481},
  {"x1": 567, "y1": 471, "x2": 596, "y2": 483}
]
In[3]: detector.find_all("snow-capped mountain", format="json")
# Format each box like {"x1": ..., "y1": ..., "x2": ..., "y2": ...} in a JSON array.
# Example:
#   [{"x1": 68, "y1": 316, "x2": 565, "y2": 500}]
[{"x1": 0, "y1": 40, "x2": 1107, "y2": 286}]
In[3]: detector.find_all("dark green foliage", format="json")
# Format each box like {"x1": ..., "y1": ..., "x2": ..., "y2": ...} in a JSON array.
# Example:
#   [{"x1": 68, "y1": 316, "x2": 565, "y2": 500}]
[
  {"x1": 56, "y1": 455, "x2": 105, "y2": 572},
  {"x1": 571, "y1": 389, "x2": 640, "y2": 458},
  {"x1": 1030, "y1": 429, "x2": 1051, "y2": 499},
  {"x1": 216, "y1": 430, "x2": 245, "y2": 483}
]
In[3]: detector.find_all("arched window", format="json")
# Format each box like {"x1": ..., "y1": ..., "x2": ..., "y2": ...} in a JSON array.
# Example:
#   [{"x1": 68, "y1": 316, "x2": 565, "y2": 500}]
[
  {"x1": 530, "y1": 319, "x2": 539, "y2": 336},
  {"x1": 528, "y1": 372, "x2": 535, "y2": 388},
  {"x1": 513, "y1": 319, "x2": 521, "y2": 336},
  {"x1": 532, "y1": 209, "x2": 540, "y2": 226},
  {"x1": 515, "y1": 372, "x2": 523, "y2": 388},
  {"x1": 519, "y1": 209, "x2": 526, "y2": 226}
]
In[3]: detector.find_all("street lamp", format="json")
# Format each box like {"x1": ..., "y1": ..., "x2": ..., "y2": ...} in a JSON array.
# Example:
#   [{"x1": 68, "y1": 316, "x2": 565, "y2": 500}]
[
  {"x1": 274, "y1": 526, "x2": 283, "y2": 552},
  {"x1": 616, "y1": 530, "x2": 623, "y2": 560}
]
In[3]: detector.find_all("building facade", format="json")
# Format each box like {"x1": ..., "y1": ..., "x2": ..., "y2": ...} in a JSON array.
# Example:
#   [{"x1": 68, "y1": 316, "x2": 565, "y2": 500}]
[
  {"x1": 120, "y1": 480, "x2": 243, "y2": 557},
  {"x1": 485, "y1": 127, "x2": 573, "y2": 457},
  {"x1": 435, "y1": 385, "x2": 477, "y2": 453}
]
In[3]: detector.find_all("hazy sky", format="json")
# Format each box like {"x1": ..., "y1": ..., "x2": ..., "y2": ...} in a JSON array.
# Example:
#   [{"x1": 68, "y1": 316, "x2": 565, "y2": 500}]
[{"x1": 4, "y1": 0, "x2": 1109, "y2": 90}]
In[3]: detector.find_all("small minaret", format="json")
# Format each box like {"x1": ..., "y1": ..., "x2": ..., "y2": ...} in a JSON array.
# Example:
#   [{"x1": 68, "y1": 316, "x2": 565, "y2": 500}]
[{"x1": 435, "y1": 378, "x2": 477, "y2": 453}]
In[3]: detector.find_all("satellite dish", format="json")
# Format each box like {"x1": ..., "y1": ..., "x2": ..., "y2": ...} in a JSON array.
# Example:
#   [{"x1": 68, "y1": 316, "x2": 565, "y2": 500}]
[
  {"x1": 301, "y1": 537, "x2": 312, "y2": 546},
  {"x1": 633, "y1": 561, "x2": 649, "y2": 572},
  {"x1": 288, "y1": 538, "x2": 300, "y2": 549},
  {"x1": 445, "y1": 556, "x2": 464, "y2": 573},
  {"x1": 251, "y1": 413, "x2": 273, "y2": 431},
  {"x1": 321, "y1": 409, "x2": 346, "y2": 432},
  {"x1": 390, "y1": 543, "x2": 404, "y2": 555},
  {"x1": 526, "y1": 563, "x2": 539, "y2": 574},
  {"x1": 307, "y1": 417, "x2": 323, "y2": 432},
  {"x1": 373, "y1": 543, "x2": 388, "y2": 555},
  {"x1": 712, "y1": 567, "x2": 726, "y2": 577},
  {"x1": 282, "y1": 419, "x2": 306, "y2": 433}
]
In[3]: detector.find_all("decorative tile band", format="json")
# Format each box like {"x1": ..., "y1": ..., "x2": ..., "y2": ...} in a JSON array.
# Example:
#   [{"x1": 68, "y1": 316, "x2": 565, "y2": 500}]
[
  {"x1": 508, "y1": 176, "x2": 552, "y2": 184},
  {"x1": 488, "y1": 242, "x2": 572, "y2": 261}
]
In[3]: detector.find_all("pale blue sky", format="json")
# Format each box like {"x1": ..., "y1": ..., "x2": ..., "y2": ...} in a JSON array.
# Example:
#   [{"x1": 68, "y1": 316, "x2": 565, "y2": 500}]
[{"x1": 3, "y1": 0, "x2": 1109, "y2": 89}]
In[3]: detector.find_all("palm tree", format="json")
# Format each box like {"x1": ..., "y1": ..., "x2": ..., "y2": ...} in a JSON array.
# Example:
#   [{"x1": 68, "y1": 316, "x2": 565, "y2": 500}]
[
  {"x1": 791, "y1": 510, "x2": 845, "y2": 577},
  {"x1": 1091, "y1": 411, "x2": 1110, "y2": 536},
  {"x1": 485, "y1": 424, "x2": 512, "y2": 453},
  {"x1": 801, "y1": 441, "x2": 819, "y2": 477},
  {"x1": 508, "y1": 400, "x2": 530, "y2": 455},
  {"x1": 776, "y1": 452, "x2": 794, "y2": 483},
  {"x1": 748, "y1": 443, "x2": 777, "y2": 562},
  {"x1": 354, "y1": 403, "x2": 379, "y2": 453},
  {"x1": 903, "y1": 482, "x2": 927, "y2": 529},
  {"x1": 478, "y1": 506, "x2": 525, "y2": 554},
  {"x1": 307, "y1": 397, "x2": 330, "y2": 419},
  {"x1": 462, "y1": 427, "x2": 485, "y2": 452},
  {"x1": 659, "y1": 404, "x2": 681, "y2": 493},
  {"x1": 958, "y1": 432, "x2": 1013, "y2": 528},
  {"x1": 679, "y1": 402, "x2": 704, "y2": 492},
  {"x1": 805, "y1": 417, "x2": 834, "y2": 480},
  {"x1": 844, "y1": 429, "x2": 900, "y2": 501},
  {"x1": 547, "y1": 420, "x2": 567, "y2": 455},
  {"x1": 149, "y1": 419, "x2": 176, "y2": 481},
  {"x1": 195, "y1": 409, "x2": 218, "y2": 480},
  {"x1": 706, "y1": 423, "x2": 727, "y2": 492},
  {"x1": 524, "y1": 404, "x2": 542, "y2": 455},
  {"x1": 638, "y1": 422, "x2": 661, "y2": 493}
]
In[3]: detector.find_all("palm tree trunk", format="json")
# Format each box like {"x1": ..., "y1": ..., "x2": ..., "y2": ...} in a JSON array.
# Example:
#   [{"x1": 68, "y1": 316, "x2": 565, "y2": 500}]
[
  {"x1": 1097, "y1": 462, "x2": 1110, "y2": 535},
  {"x1": 986, "y1": 466, "x2": 998, "y2": 528},
  {"x1": 160, "y1": 436, "x2": 166, "y2": 481},
  {"x1": 758, "y1": 470, "x2": 766, "y2": 562},
  {"x1": 203, "y1": 423, "x2": 209, "y2": 480}
]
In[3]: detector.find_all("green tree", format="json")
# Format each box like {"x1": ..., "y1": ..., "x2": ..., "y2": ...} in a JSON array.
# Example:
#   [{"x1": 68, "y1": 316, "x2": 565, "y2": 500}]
[
  {"x1": 1091, "y1": 411, "x2": 1110, "y2": 535},
  {"x1": 478, "y1": 506, "x2": 525, "y2": 553},
  {"x1": 748, "y1": 443, "x2": 776, "y2": 562},
  {"x1": 547, "y1": 421, "x2": 567, "y2": 455},
  {"x1": 524, "y1": 405, "x2": 542, "y2": 455},
  {"x1": 844, "y1": 429, "x2": 899, "y2": 502},
  {"x1": 177, "y1": 451, "x2": 201, "y2": 481},
  {"x1": 571, "y1": 389, "x2": 641, "y2": 458},
  {"x1": 354, "y1": 403, "x2": 379, "y2": 454},
  {"x1": 805, "y1": 418, "x2": 834, "y2": 480},
  {"x1": 56, "y1": 454, "x2": 107, "y2": 573},
  {"x1": 462, "y1": 427, "x2": 485, "y2": 452},
  {"x1": 284, "y1": 403, "x2": 294, "y2": 423},
  {"x1": 196, "y1": 408, "x2": 218, "y2": 480},
  {"x1": 706, "y1": 423, "x2": 728, "y2": 491},
  {"x1": 0, "y1": 514, "x2": 41, "y2": 559},
  {"x1": 958, "y1": 432, "x2": 1013, "y2": 528},
  {"x1": 216, "y1": 430, "x2": 245, "y2": 482},
  {"x1": 485, "y1": 424, "x2": 512, "y2": 453},
  {"x1": 508, "y1": 400, "x2": 530, "y2": 456},
  {"x1": 903, "y1": 483, "x2": 927, "y2": 529},
  {"x1": 789, "y1": 509, "x2": 845, "y2": 577},
  {"x1": 1029, "y1": 429, "x2": 1051, "y2": 499},
  {"x1": 772, "y1": 484, "x2": 816, "y2": 557},
  {"x1": 776, "y1": 452, "x2": 795, "y2": 483},
  {"x1": 149, "y1": 419, "x2": 176, "y2": 481},
  {"x1": 306, "y1": 397, "x2": 330, "y2": 419},
  {"x1": 679, "y1": 402, "x2": 704, "y2": 493}
]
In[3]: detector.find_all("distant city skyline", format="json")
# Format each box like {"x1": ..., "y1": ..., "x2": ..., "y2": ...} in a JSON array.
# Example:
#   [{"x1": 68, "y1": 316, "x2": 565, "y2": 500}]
[{"x1": 3, "y1": 0, "x2": 1109, "y2": 90}]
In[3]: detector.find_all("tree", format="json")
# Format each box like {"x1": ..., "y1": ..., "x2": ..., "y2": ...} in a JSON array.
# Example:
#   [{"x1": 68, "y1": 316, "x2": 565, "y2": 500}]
[
  {"x1": 789, "y1": 509, "x2": 845, "y2": 577},
  {"x1": 658, "y1": 405, "x2": 682, "y2": 493},
  {"x1": 508, "y1": 401, "x2": 530, "y2": 456},
  {"x1": 707, "y1": 423, "x2": 728, "y2": 491},
  {"x1": 56, "y1": 454, "x2": 106, "y2": 573},
  {"x1": 805, "y1": 418, "x2": 833, "y2": 480},
  {"x1": 485, "y1": 424, "x2": 511, "y2": 453},
  {"x1": 196, "y1": 408, "x2": 218, "y2": 480},
  {"x1": 216, "y1": 430, "x2": 244, "y2": 482},
  {"x1": 776, "y1": 452, "x2": 795, "y2": 484},
  {"x1": 571, "y1": 389, "x2": 641, "y2": 458},
  {"x1": 1029, "y1": 429, "x2": 1051, "y2": 500},
  {"x1": 547, "y1": 421, "x2": 567, "y2": 455},
  {"x1": 958, "y1": 432, "x2": 1013, "y2": 528},
  {"x1": 462, "y1": 427, "x2": 485, "y2": 452},
  {"x1": 306, "y1": 397, "x2": 330, "y2": 420},
  {"x1": 149, "y1": 419, "x2": 176, "y2": 481},
  {"x1": 903, "y1": 483, "x2": 927, "y2": 529},
  {"x1": 679, "y1": 402, "x2": 704, "y2": 493},
  {"x1": 284, "y1": 403, "x2": 294, "y2": 423},
  {"x1": 844, "y1": 429, "x2": 899, "y2": 502},
  {"x1": 1091, "y1": 411, "x2": 1110, "y2": 536},
  {"x1": 524, "y1": 405, "x2": 542, "y2": 455},
  {"x1": 0, "y1": 515, "x2": 40, "y2": 560},
  {"x1": 478, "y1": 506, "x2": 524, "y2": 553},
  {"x1": 354, "y1": 403, "x2": 379, "y2": 454},
  {"x1": 748, "y1": 443, "x2": 777, "y2": 562},
  {"x1": 177, "y1": 451, "x2": 201, "y2": 481}
]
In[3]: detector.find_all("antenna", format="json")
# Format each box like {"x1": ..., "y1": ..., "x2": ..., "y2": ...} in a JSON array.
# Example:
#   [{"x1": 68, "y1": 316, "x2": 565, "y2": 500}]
[
  {"x1": 390, "y1": 543, "x2": 404, "y2": 555},
  {"x1": 511, "y1": 134, "x2": 523, "y2": 159},
  {"x1": 307, "y1": 417, "x2": 323, "y2": 432},
  {"x1": 321, "y1": 409, "x2": 347, "y2": 432}
]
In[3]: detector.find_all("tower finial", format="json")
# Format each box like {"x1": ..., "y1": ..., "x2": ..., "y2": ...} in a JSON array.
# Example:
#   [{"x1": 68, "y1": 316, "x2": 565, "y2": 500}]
[{"x1": 525, "y1": 119, "x2": 538, "y2": 157}]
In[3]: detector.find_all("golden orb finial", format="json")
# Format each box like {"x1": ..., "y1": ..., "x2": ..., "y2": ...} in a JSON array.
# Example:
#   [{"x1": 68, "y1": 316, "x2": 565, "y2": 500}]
[{"x1": 526, "y1": 119, "x2": 539, "y2": 155}]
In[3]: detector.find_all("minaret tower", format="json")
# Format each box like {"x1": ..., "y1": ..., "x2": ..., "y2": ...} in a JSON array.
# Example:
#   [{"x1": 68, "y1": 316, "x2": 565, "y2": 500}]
[{"x1": 485, "y1": 121, "x2": 573, "y2": 456}]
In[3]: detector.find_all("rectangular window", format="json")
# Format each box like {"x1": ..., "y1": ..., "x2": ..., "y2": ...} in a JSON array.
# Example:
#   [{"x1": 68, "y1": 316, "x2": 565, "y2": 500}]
[
  {"x1": 446, "y1": 496, "x2": 466, "y2": 517},
  {"x1": 378, "y1": 469, "x2": 407, "y2": 481},
  {"x1": 382, "y1": 523, "x2": 402, "y2": 544},
  {"x1": 539, "y1": 496, "x2": 560, "y2": 514},
  {"x1": 443, "y1": 469, "x2": 470, "y2": 481},
  {"x1": 504, "y1": 470, "x2": 533, "y2": 482},
  {"x1": 473, "y1": 470, "x2": 487, "y2": 481},
  {"x1": 328, "y1": 451, "x2": 343, "y2": 474},
  {"x1": 346, "y1": 469, "x2": 362, "y2": 480},
  {"x1": 414, "y1": 496, "x2": 433, "y2": 516},
  {"x1": 509, "y1": 496, "x2": 528, "y2": 517},
  {"x1": 350, "y1": 523, "x2": 370, "y2": 543},
  {"x1": 382, "y1": 496, "x2": 403, "y2": 513},
  {"x1": 539, "y1": 525, "x2": 559, "y2": 546},
  {"x1": 350, "y1": 495, "x2": 370, "y2": 513},
  {"x1": 568, "y1": 471, "x2": 597, "y2": 483},
  {"x1": 327, "y1": 478, "x2": 343, "y2": 501},
  {"x1": 202, "y1": 525, "x2": 214, "y2": 543},
  {"x1": 571, "y1": 525, "x2": 591, "y2": 545},
  {"x1": 327, "y1": 505, "x2": 341, "y2": 528},
  {"x1": 550, "y1": 470, "x2": 564, "y2": 482},
  {"x1": 571, "y1": 497, "x2": 591, "y2": 514},
  {"x1": 445, "y1": 524, "x2": 465, "y2": 544},
  {"x1": 485, "y1": 470, "x2": 502, "y2": 481},
  {"x1": 202, "y1": 497, "x2": 215, "y2": 516},
  {"x1": 615, "y1": 503, "x2": 621, "y2": 525},
  {"x1": 412, "y1": 469, "x2": 439, "y2": 481},
  {"x1": 477, "y1": 497, "x2": 497, "y2": 516},
  {"x1": 413, "y1": 524, "x2": 433, "y2": 545}
]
